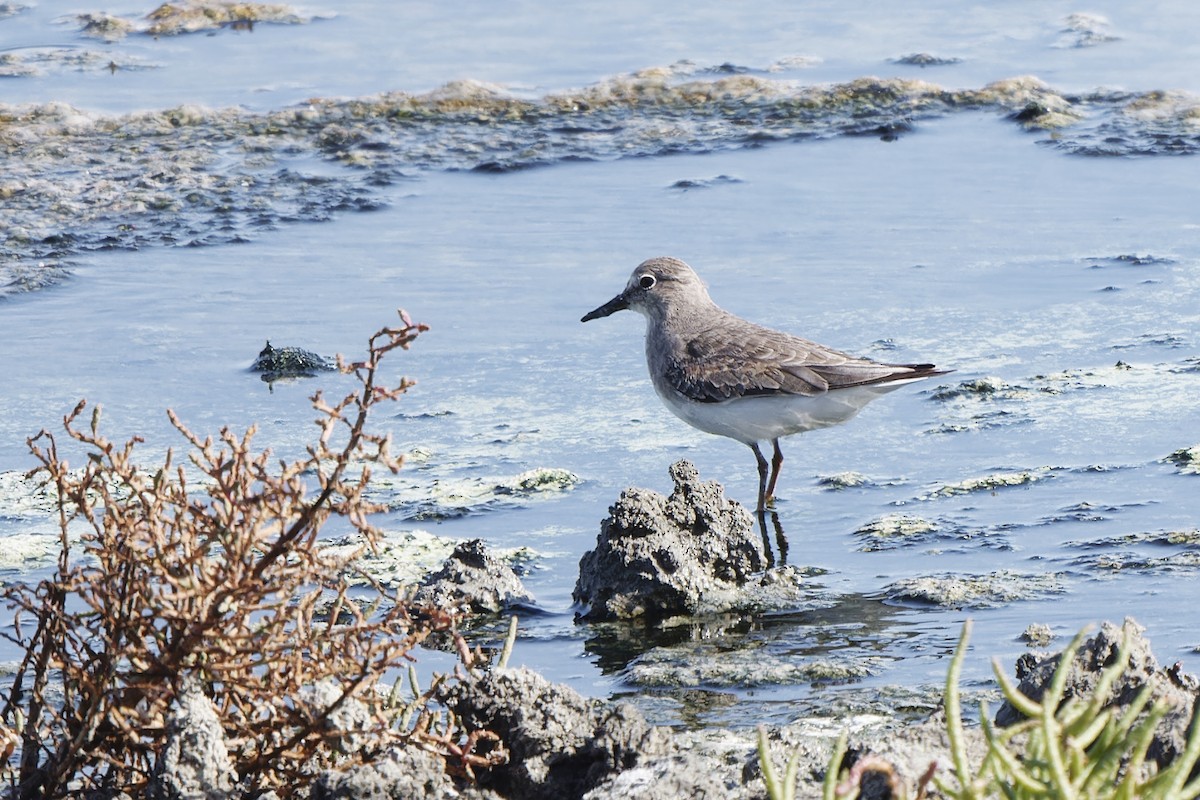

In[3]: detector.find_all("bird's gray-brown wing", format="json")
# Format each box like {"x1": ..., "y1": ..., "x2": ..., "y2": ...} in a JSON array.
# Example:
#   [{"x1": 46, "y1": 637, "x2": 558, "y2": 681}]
[{"x1": 665, "y1": 318, "x2": 942, "y2": 403}]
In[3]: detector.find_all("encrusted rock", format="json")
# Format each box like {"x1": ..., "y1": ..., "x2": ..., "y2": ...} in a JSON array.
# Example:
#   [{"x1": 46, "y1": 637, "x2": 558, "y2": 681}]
[
  {"x1": 310, "y1": 745, "x2": 460, "y2": 800},
  {"x1": 148, "y1": 675, "x2": 236, "y2": 800},
  {"x1": 995, "y1": 619, "x2": 1199, "y2": 768},
  {"x1": 574, "y1": 461, "x2": 766, "y2": 620},
  {"x1": 298, "y1": 678, "x2": 375, "y2": 756},
  {"x1": 835, "y1": 710, "x2": 987, "y2": 800},
  {"x1": 441, "y1": 667, "x2": 670, "y2": 800},
  {"x1": 250, "y1": 340, "x2": 335, "y2": 384},
  {"x1": 584, "y1": 750, "x2": 758, "y2": 799},
  {"x1": 413, "y1": 538, "x2": 535, "y2": 615},
  {"x1": 1020, "y1": 623, "x2": 1055, "y2": 647},
  {"x1": 1164, "y1": 444, "x2": 1200, "y2": 474}
]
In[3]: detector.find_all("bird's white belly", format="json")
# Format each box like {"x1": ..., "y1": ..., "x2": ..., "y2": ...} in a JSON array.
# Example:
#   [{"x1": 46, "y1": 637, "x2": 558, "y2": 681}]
[{"x1": 654, "y1": 382, "x2": 915, "y2": 445}]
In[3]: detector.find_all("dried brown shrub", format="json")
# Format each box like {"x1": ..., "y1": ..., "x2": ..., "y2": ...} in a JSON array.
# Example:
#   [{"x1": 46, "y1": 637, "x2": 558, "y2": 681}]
[{"x1": 0, "y1": 312, "x2": 502, "y2": 798}]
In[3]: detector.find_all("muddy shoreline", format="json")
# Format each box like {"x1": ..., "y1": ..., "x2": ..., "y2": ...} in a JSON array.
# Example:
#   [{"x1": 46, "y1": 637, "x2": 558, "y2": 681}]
[{"x1": 147, "y1": 460, "x2": 1200, "y2": 798}]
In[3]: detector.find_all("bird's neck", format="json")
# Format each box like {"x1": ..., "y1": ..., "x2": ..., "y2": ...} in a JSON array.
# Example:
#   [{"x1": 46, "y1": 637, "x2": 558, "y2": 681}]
[{"x1": 643, "y1": 300, "x2": 718, "y2": 371}]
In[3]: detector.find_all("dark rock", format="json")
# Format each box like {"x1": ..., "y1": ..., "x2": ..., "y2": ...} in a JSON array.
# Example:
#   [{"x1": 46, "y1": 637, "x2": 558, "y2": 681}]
[
  {"x1": 250, "y1": 340, "x2": 335, "y2": 385},
  {"x1": 994, "y1": 618, "x2": 1199, "y2": 769},
  {"x1": 894, "y1": 52, "x2": 962, "y2": 67},
  {"x1": 413, "y1": 538, "x2": 535, "y2": 615},
  {"x1": 441, "y1": 667, "x2": 670, "y2": 800},
  {"x1": 574, "y1": 461, "x2": 766, "y2": 620}
]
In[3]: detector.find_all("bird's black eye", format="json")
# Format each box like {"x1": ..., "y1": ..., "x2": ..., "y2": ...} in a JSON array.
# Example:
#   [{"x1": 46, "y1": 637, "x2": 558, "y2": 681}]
[{"x1": 639, "y1": 274, "x2": 656, "y2": 289}]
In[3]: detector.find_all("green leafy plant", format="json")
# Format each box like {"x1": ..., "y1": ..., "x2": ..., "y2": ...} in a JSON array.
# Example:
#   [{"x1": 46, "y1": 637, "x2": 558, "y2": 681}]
[
  {"x1": 953, "y1": 621, "x2": 1200, "y2": 800},
  {"x1": 773, "y1": 620, "x2": 1200, "y2": 799}
]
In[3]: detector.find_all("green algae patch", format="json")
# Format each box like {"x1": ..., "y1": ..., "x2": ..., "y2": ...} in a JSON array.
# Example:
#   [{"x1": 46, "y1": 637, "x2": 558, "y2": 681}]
[
  {"x1": 5, "y1": 71, "x2": 1200, "y2": 295},
  {"x1": 918, "y1": 467, "x2": 1056, "y2": 500},
  {"x1": 77, "y1": 12, "x2": 136, "y2": 40},
  {"x1": 145, "y1": 2, "x2": 306, "y2": 36},
  {"x1": 854, "y1": 514, "x2": 938, "y2": 551},
  {"x1": 367, "y1": 467, "x2": 581, "y2": 519},
  {"x1": 817, "y1": 471, "x2": 870, "y2": 489},
  {"x1": 884, "y1": 570, "x2": 1067, "y2": 608},
  {"x1": 320, "y1": 528, "x2": 538, "y2": 589},
  {"x1": 72, "y1": 2, "x2": 314, "y2": 40},
  {"x1": 626, "y1": 642, "x2": 880, "y2": 688}
]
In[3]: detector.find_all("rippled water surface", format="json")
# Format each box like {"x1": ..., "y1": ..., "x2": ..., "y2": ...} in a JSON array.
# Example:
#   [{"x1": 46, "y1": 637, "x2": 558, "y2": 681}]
[{"x1": 2, "y1": 1, "x2": 1199, "y2": 729}]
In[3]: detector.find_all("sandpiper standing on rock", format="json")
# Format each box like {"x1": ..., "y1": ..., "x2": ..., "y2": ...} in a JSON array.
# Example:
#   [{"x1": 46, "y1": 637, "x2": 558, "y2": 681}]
[{"x1": 581, "y1": 256, "x2": 948, "y2": 513}]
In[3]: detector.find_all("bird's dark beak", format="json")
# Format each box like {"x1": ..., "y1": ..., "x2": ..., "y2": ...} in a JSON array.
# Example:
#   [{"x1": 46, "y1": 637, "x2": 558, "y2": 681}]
[{"x1": 581, "y1": 291, "x2": 629, "y2": 322}]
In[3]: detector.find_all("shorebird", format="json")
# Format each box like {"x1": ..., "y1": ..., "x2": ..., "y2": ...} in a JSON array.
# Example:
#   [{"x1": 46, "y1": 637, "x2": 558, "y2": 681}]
[{"x1": 581, "y1": 256, "x2": 947, "y2": 512}]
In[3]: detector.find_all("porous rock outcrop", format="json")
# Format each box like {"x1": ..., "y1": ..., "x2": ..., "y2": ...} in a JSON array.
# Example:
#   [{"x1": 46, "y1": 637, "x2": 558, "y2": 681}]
[
  {"x1": 573, "y1": 460, "x2": 767, "y2": 620},
  {"x1": 309, "y1": 745, "x2": 462, "y2": 800},
  {"x1": 250, "y1": 341, "x2": 334, "y2": 385},
  {"x1": 995, "y1": 618, "x2": 1200, "y2": 769},
  {"x1": 440, "y1": 666, "x2": 671, "y2": 800},
  {"x1": 148, "y1": 675, "x2": 236, "y2": 800},
  {"x1": 413, "y1": 538, "x2": 535, "y2": 616}
]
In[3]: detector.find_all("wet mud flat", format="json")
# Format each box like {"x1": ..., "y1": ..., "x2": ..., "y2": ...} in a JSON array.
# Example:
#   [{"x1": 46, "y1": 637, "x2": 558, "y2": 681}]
[
  {"x1": 5, "y1": 65, "x2": 1200, "y2": 297},
  {"x1": 139, "y1": 463, "x2": 1199, "y2": 799}
]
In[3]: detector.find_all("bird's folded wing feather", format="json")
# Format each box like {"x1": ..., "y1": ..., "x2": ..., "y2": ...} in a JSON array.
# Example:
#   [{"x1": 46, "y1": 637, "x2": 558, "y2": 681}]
[{"x1": 669, "y1": 322, "x2": 924, "y2": 402}]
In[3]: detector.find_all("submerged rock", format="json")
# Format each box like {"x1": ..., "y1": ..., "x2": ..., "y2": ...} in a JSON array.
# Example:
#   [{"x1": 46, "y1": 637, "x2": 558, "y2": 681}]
[
  {"x1": 626, "y1": 643, "x2": 880, "y2": 688},
  {"x1": 893, "y1": 52, "x2": 962, "y2": 67},
  {"x1": 0, "y1": 260, "x2": 71, "y2": 297},
  {"x1": 6, "y1": 73, "x2": 1200, "y2": 297},
  {"x1": 817, "y1": 471, "x2": 871, "y2": 489},
  {"x1": 1069, "y1": 529, "x2": 1200, "y2": 573},
  {"x1": 154, "y1": 617, "x2": 1196, "y2": 800},
  {"x1": 320, "y1": 528, "x2": 461, "y2": 588},
  {"x1": 927, "y1": 375, "x2": 1029, "y2": 402},
  {"x1": 1164, "y1": 444, "x2": 1200, "y2": 474},
  {"x1": 413, "y1": 538, "x2": 536, "y2": 616},
  {"x1": 573, "y1": 461, "x2": 767, "y2": 621},
  {"x1": 1057, "y1": 12, "x2": 1120, "y2": 48},
  {"x1": 250, "y1": 340, "x2": 335, "y2": 385},
  {"x1": 77, "y1": 11, "x2": 136, "y2": 40}
]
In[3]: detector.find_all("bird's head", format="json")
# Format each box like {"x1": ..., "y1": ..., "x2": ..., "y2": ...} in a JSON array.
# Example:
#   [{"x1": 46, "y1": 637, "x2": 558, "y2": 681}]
[{"x1": 581, "y1": 256, "x2": 708, "y2": 323}]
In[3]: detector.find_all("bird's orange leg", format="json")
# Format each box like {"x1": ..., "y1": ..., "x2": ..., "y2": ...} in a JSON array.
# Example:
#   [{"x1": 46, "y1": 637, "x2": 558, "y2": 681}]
[
  {"x1": 764, "y1": 439, "x2": 784, "y2": 506},
  {"x1": 750, "y1": 442, "x2": 769, "y2": 512}
]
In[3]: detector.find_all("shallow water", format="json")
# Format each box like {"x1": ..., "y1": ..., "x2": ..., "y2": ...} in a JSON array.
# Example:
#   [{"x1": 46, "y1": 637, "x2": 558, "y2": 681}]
[{"x1": 2, "y1": 2, "x2": 1199, "y2": 730}]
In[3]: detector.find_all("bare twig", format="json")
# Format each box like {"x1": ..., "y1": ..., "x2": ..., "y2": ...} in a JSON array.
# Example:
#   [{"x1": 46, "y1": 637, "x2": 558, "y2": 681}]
[{"x1": 1, "y1": 312, "x2": 497, "y2": 798}]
